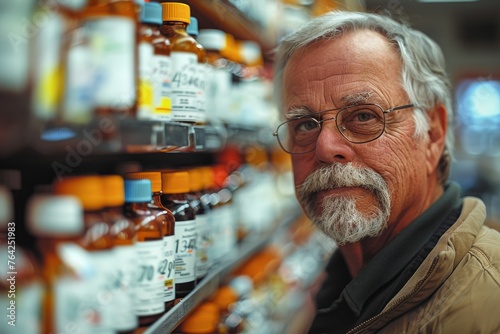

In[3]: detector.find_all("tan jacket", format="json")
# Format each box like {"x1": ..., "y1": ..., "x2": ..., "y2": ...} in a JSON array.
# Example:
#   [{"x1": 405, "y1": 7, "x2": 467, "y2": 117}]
[{"x1": 347, "y1": 197, "x2": 500, "y2": 334}]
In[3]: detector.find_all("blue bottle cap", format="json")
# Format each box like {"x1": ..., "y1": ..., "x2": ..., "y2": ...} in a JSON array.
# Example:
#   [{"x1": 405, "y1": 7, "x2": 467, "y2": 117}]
[
  {"x1": 141, "y1": 2, "x2": 162, "y2": 26},
  {"x1": 187, "y1": 16, "x2": 199, "y2": 37},
  {"x1": 124, "y1": 179, "x2": 152, "y2": 203}
]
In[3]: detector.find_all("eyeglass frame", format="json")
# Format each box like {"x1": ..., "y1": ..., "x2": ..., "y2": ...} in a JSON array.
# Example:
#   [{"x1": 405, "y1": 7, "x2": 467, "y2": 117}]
[{"x1": 273, "y1": 103, "x2": 415, "y2": 154}]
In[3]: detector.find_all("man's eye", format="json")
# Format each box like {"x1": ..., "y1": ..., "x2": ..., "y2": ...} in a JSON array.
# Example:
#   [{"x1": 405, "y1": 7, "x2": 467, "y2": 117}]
[{"x1": 295, "y1": 119, "x2": 318, "y2": 132}]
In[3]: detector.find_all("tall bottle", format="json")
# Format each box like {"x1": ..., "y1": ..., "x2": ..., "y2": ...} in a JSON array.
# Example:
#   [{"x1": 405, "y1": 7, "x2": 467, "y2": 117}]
[
  {"x1": 53, "y1": 176, "x2": 116, "y2": 333},
  {"x1": 187, "y1": 16, "x2": 207, "y2": 123},
  {"x1": 161, "y1": 171, "x2": 197, "y2": 298},
  {"x1": 123, "y1": 179, "x2": 165, "y2": 325},
  {"x1": 137, "y1": 1, "x2": 172, "y2": 121},
  {"x1": 0, "y1": 1, "x2": 36, "y2": 155},
  {"x1": 0, "y1": 186, "x2": 42, "y2": 334},
  {"x1": 101, "y1": 175, "x2": 138, "y2": 333},
  {"x1": 187, "y1": 168, "x2": 211, "y2": 282},
  {"x1": 26, "y1": 194, "x2": 101, "y2": 333},
  {"x1": 125, "y1": 171, "x2": 176, "y2": 311},
  {"x1": 160, "y1": 2, "x2": 205, "y2": 124},
  {"x1": 82, "y1": 0, "x2": 138, "y2": 117}
]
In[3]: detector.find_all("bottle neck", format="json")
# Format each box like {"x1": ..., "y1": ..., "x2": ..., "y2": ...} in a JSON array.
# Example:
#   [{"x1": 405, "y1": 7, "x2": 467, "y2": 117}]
[{"x1": 160, "y1": 21, "x2": 188, "y2": 37}]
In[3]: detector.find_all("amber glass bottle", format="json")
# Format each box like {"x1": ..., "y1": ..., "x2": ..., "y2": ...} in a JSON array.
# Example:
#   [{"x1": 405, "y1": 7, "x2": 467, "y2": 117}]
[
  {"x1": 126, "y1": 171, "x2": 176, "y2": 311},
  {"x1": 161, "y1": 171, "x2": 197, "y2": 298},
  {"x1": 123, "y1": 179, "x2": 165, "y2": 325},
  {"x1": 160, "y1": 2, "x2": 205, "y2": 124},
  {"x1": 82, "y1": 0, "x2": 138, "y2": 117},
  {"x1": 53, "y1": 176, "x2": 118, "y2": 332},
  {"x1": 26, "y1": 194, "x2": 105, "y2": 333},
  {"x1": 101, "y1": 175, "x2": 138, "y2": 333}
]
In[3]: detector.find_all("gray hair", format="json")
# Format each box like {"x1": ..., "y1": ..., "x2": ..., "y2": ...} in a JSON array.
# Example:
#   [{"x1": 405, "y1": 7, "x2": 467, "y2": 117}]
[{"x1": 273, "y1": 11, "x2": 454, "y2": 184}]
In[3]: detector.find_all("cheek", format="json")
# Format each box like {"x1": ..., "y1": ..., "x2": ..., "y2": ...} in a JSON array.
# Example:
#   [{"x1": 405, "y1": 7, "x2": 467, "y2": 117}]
[{"x1": 291, "y1": 155, "x2": 314, "y2": 187}]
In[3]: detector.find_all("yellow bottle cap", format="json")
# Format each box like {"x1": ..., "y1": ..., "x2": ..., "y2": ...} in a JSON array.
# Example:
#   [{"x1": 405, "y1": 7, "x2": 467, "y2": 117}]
[
  {"x1": 125, "y1": 172, "x2": 162, "y2": 193},
  {"x1": 101, "y1": 175, "x2": 124, "y2": 207},
  {"x1": 53, "y1": 176, "x2": 104, "y2": 211},
  {"x1": 199, "y1": 166, "x2": 214, "y2": 190},
  {"x1": 162, "y1": 2, "x2": 190, "y2": 24},
  {"x1": 161, "y1": 171, "x2": 190, "y2": 194}
]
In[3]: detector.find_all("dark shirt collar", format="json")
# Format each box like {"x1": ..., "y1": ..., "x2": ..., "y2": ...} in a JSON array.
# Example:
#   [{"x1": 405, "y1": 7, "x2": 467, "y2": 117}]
[{"x1": 321, "y1": 181, "x2": 462, "y2": 316}]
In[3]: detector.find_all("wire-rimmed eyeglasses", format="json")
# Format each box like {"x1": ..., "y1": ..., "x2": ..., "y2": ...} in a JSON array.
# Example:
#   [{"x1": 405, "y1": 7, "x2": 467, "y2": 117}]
[{"x1": 273, "y1": 103, "x2": 415, "y2": 154}]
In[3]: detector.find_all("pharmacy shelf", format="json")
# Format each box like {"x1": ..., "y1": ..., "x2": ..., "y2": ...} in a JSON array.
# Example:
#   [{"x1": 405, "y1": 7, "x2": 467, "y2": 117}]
[{"x1": 142, "y1": 208, "x2": 301, "y2": 334}]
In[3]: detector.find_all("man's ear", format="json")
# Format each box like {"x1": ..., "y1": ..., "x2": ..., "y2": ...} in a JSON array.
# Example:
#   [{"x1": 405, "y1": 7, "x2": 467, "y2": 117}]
[{"x1": 426, "y1": 104, "x2": 447, "y2": 176}]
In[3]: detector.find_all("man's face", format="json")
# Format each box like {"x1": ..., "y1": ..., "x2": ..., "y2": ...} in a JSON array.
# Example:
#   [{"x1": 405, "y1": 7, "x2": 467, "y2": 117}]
[{"x1": 282, "y1": 30, "x2": 431, "y2": 244}]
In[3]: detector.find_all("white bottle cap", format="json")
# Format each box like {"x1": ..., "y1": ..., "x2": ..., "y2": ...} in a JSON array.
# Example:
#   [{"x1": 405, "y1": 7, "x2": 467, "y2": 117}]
[
  {"x1": 229, "y1": 275, "x2": 253, "y2": 298},
  {"x1": 198, "y1": 29, "x2": 227, "y2": 51},
  {"x1": 239, "y1": 41, "x2": 262, "y2": 65},
  {"x1": 0, "y1": 186, "x2": 13, "y2": 227},
  {"x1": 27, "y1": 195, "x2": 84, "y2": 237}
]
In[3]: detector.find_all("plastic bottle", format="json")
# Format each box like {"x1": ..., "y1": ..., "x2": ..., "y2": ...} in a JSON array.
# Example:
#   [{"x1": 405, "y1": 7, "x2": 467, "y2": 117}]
[
  {"x1": 187, "y1": 168, "x2": 210, "y2": 282},
  {"x1": 82, "y1": 0, "x2": 137, "y2": 117},
  {"x1": 160, "y1": 170, "x2": 197, "y2": 298},
  {"x1": 123, "y1": 178, "x2": 165, "y2": 325},
  {"x1": 137, "y1": 1, "x2": 173, "y2": 121},
  {"x1": 53, "y1": 176, "x2": 116, "y2": 333},
  {"x1": 0, "y1": 186, "x2": 42, "y2": 334},
  {"x1": 125, "y1": 171, "x2": 176, "y2": 311},
  {"x1": 160, "y1": 2, "x2": 205, "y2": 124},
  {"x1": 101, "y1": 175, "x2": 138, "y2": 333},
  {"x1": 0, "y1": 1, "x2": 36, "y2": 155},
  {"x1": 26, "y1": 194, "x2": 102, "y2": 333}
]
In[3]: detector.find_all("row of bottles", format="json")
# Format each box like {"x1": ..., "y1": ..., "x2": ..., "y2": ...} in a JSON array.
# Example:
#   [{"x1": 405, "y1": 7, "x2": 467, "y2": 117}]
[
  {"x1": 0, "y1": 0, "x2": 275, "y2": 156},
  {"x1": 0, "y1": 146, "x2": 296, "y2": 334},
  {"x1": 173, "y1": 217, "x2": 335, "y2": 334}
]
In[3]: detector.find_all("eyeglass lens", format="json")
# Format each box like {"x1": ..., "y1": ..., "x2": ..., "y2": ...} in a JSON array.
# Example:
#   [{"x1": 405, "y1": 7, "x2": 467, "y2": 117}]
[{"x1": 277, "y1": 105, "x2": 385, "y2": 153}]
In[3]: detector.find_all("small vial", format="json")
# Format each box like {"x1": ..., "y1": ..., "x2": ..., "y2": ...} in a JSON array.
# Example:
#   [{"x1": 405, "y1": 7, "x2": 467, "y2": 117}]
[
  {"x1": 123, "y1": 179, "x2": 165, "y2": 325},
  {"x1": 126, "y1": 171, "x2": 176, "y2": 311},
  {"x1": 161, "y1": 171, "x2": 197, "y2": 298},
  {"x1": 160, "y1": 2, "x2": 205, "y2": 124}
]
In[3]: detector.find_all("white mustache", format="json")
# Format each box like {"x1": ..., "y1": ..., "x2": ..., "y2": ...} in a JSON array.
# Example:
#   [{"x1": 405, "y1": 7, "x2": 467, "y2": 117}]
[{"x1": 296, "y1": 162, "x2": 387, "y2": 201}]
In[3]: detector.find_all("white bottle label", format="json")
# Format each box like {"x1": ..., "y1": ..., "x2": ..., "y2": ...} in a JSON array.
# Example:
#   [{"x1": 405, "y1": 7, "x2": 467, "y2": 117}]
[
  {"x1": 174, "y1": 219, "x2": 197, "y2": 283},
  {"x1": 84, "y1": 17, "x2": 136, "y2": 108},
  {"x1": 218, "y1": 205, "x2": 237, "y2": 257},
  {"x1": 135, "y1": 240, "x2": 165, "y2": 316},
  {"x1": 137, "y1": 41, "x2": 154, "y2": 119},
  {"x1": 195, "y1": 213, "x2": 210, "y2": 278},
  {"x1": 111, "y1": 245, "x2": 138, "y2": 331},
  {"x1": 152, "y1": 54, "x2": 172, "y2": 120},
  {"x1": 161, "y1": 234, "x2": 176, "y2": 302},
  {"x1": 194, "y1": 62, "x2": 207, "y2": 123},
  {"x1": 170, "y1": 52, "x2": 199, "y2": 122}
]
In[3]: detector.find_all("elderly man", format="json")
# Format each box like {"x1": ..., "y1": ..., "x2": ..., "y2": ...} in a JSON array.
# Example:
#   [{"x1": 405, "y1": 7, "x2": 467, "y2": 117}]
[{"x1": 273, "y1": 11, "x2": 500, "y2": 334}]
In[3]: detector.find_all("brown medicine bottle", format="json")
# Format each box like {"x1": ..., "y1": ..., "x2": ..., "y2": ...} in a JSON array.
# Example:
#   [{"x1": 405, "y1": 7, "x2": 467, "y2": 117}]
[
  {"x1": 53, "y1": 176, "x2": 118, "y2": 333},
  {"x1": 160, "y1": 2, "x2": 205, "y2": 124},
  {"x1": 101, "y1": 175, "x2": 138, "y2": 333},
  {"x1": 123, "y1": 178, "x2": 166, "y2": 325},
  {"x1": 161, "y1": 171, "x2": 197, "y2": 298},
  {"x1": 137, "y1": 1, "x2": 172, "y2": 121},
  {"x1": 82, "y1": 0, "x2": 138, "y2": 117},
  {"x1": 26, "y1": 194, "x2": 103, "y2": 333},
  {"x1": 126, "y1": 171, "x2": 176, "y2": 311}
]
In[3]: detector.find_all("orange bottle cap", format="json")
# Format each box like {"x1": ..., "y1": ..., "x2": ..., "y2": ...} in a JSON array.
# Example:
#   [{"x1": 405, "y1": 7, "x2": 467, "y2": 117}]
[
  {"x1": 162, "y1": 2, "x2": 190, "y2": 24},
  {"x1": 53, "y1": 176, "x2": 104, "y2": 211},
  {"x1": 161, "y1": 171, "x2": 190, "y2": 194},
  {"x1": 101, "y1": 175, "x2": 124, "y2": 207},
  {"x1": 199, "y1": 166, "x2": 215, "y2": 190},
  {"x1": 211, "y1": 286, "x2": 238, "y2": 311},
  {"x1": 180, "y1": 301, "x2": 220, "y2": 333},
  {"x1": 125, "y1": 172, "x2": 162, "y2": 193},
  {"x1": 188, "y1": 168, "x2": 203, "y2": 192}
]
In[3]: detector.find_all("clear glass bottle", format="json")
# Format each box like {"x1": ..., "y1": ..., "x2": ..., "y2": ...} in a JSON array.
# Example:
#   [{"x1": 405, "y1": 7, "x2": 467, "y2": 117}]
[
  {"x1": 160, "y1": 2, "x2": 205, "y2": 124},
  {"x1": 160, "y1": 170, "x2": 197, "y2": 298},
  {"x1": 123, "y1": 178, "x2": 165, "y2": 325},
  {"x1": 125, "y1": 171, "x2": 176, "y2": 311}
]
